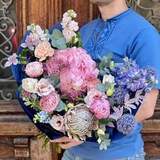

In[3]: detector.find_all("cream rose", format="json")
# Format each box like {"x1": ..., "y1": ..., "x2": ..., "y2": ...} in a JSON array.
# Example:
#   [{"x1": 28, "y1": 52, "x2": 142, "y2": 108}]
[
  {"x1": 34, "y1": 41, "x2": 54, "y2": 61},
  {"x1": 36, "y1": 78, "x2": 55, "y2": 96},
  {"x1": 22, "y1": 78, "x2": 38, "y2": 93}
]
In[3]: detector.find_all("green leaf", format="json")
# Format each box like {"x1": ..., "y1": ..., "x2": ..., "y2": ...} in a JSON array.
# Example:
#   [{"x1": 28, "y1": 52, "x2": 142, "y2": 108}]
[
  {"x1": 37, "y1": 132, "x2": 50, "y2": 150},
  {"x1": 19, "y1": 48, "x2": 29, "y2": 64},
  {"x1": 55, "y1": 100, "x2": 66, "y2": 112},
  {"x1": 49, "y1": 29, "x2": 67, "y2": 49},
  {"x1": 23, "y1": 97, "x2": 41, "y2": 111},
  {"x1": 99, "y1": 119, "x2": 112, "y2": 125}
]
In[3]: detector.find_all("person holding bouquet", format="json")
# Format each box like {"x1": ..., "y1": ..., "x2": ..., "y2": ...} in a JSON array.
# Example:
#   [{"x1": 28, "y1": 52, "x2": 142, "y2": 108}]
[{"x1": 51, "y1": 0, "x2": 160, "y2": 160}]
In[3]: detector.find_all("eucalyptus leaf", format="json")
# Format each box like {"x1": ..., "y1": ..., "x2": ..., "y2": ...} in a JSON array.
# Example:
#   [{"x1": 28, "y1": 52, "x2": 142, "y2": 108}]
[
  {"x1": 49, "y1": 75, "x2": 60, "y2": 88},
  {"x1": 49, "y1": 29, "x2": 67, "y2": 49},
  {"x1": 96, "y1": 83, "x2": 106, "y2": 93},
  {"x1": 55, "y1": 100, "x2": 66, "y2": 112}
]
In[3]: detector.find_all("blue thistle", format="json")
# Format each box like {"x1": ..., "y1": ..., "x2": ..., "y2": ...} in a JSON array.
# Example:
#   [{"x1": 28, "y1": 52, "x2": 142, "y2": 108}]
[{"x1": 117, "y1": 114, "x2": 136, "y2": 135}]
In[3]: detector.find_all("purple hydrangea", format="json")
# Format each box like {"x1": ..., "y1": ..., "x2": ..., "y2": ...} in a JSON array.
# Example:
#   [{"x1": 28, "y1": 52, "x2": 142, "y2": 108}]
[{"x1": 117, "y1": 114, "x2": 136, "y2": 135}]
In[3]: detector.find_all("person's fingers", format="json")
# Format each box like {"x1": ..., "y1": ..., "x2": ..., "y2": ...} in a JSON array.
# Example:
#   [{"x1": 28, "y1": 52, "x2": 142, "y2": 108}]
[
  {"x1": 50, "y1": 136, "x2": 71, "y2": 143},
  {"x1": 58, "y1": 143, "x2": 71, "y2": 149},
  {"x1": 59, "y1": 141, "x2": 83, "y2": 149}
]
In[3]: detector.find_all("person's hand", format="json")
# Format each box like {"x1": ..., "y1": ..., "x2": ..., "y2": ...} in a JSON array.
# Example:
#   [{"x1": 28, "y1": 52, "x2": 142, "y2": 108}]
[{"x1": 50, "y1": 136, "x2": 84, "y2": 149}]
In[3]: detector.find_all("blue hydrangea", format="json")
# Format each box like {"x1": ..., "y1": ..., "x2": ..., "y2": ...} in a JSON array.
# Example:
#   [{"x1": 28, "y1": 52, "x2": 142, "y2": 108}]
[{"x1": 117, "y1": 114, "x2": 136, "y2": 135}]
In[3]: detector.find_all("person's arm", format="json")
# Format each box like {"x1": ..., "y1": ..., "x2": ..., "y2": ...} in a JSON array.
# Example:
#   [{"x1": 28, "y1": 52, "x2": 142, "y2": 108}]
[
  {"x1": 130, "y1": 27, "x2": 160, "y2": 122},
  {"x1": 135, "y1": 89, "x2": 159, "y2": 122}
]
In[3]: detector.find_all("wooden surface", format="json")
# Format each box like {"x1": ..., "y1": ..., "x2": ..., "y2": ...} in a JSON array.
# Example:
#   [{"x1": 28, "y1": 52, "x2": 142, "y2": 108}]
[{"x1": 0, "y1": 0, "x2": 160, "y2": 159}]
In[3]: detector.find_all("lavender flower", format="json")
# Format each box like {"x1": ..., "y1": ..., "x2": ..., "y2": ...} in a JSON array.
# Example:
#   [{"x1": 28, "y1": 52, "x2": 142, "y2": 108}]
[
  {"x1": 117, "y1": 114, "x2": 136, "y2": 135},
  {"x1": 4, "y1": 53, "x2": 19, "y2": 67}
]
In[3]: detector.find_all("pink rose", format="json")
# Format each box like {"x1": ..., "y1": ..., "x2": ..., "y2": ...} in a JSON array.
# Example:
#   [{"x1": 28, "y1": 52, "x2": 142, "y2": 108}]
[
  {"x1": 39, "y1": 91, "x2": 60, "y2": 112},
  {"x1": 36, "y1": 78, "x2": 55, "y2": 96},
  {"x1": 25, "y1": 61, "x2": 43, "y2": 77},
  {"x1": 85, "y1": 89, "x2": 110, "y2": 119},
  {"x1": 34, "y1": 41, "x2": 54, "y2": 61}
]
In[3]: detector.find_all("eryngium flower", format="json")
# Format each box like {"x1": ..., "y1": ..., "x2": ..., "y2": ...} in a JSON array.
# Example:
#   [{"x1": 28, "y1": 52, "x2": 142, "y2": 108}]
[{"x1": 117, "y1": 114, "x2": 136, "y2": 135}]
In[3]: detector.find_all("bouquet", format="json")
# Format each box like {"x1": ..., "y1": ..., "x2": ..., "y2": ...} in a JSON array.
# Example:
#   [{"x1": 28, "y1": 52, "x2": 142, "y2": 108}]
[{"x1": 5, "y1": 10, "x2": 158, "y2": 150}]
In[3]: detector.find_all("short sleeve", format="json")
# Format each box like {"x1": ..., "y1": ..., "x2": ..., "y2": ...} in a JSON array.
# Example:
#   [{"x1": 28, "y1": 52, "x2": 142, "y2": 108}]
[{"x1": 130, "y1": 27, "x2": 160, "y2": 89}]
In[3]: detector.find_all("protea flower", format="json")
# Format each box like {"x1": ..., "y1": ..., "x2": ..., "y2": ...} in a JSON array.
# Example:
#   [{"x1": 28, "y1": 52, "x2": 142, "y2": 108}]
[{"x1": 64, "y1": 103, "x2": 98, "y2": 140}]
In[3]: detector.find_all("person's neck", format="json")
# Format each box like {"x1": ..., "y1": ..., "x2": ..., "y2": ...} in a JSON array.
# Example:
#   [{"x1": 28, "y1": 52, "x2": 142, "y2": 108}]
[{"x1": 98, "y1": 1, "x2": 128, "y2": 21}]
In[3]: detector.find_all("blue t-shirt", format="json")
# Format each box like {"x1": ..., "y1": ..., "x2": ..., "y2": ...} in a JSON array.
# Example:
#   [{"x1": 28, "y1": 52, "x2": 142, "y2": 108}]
[{"x1": 67, "y1": 8, "x2": 160, "y2": 160}]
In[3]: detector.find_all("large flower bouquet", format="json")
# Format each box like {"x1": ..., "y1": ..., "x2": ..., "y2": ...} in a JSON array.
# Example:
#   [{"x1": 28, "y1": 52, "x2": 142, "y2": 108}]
[{"x1": 5, "y1": 10, "x2": 158, "y2": 150}]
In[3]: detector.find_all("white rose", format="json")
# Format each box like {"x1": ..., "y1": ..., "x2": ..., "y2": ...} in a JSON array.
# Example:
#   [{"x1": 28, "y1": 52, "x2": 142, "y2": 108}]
[
  {"x1": 22, "y1": 78, "x2": 38, "y2": 93},
  {"x1": 36, "y1": 78, "x2": 55, "y2": 96},
  {"x1": 102, "y1": 75, "x2": 115, "y2": 84}
]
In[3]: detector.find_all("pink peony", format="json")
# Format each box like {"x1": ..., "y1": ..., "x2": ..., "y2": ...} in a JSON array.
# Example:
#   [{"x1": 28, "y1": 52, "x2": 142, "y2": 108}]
[
  {"x1": 36, "y1": 78, "x2": 55, "y2": 96},
  {"x1": 39, "y1": 91, "x2": 60, "y2": 112},
  {"x1": 85, "y1": 89, "x2": 110, "y2": 119},
  {"x1": 25, "y1": 61, "x2": 43, "y2": 77},
  {"x1": 34, "y1": 41, "x2": 54, "y2": 61},
  {"x1": 45, "y1": 47, "x2": 99, "y2": 99}
]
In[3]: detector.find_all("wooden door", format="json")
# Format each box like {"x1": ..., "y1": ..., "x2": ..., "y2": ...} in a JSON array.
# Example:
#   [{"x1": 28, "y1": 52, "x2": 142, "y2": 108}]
[{"x1": 0, "y1": 0, "x2": 160, "y2": 159}]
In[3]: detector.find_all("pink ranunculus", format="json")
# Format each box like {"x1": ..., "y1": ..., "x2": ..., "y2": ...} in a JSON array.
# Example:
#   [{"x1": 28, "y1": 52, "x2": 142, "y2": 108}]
[
  {"x1": 52, "y1": 47, "x2": 99, "y2": 99},
  {"x1": 34, "y1": 41, "x2": 54, "y2": 61},
  {"x1": 85, "y1": 89, "x2": 110, "y2": 119},
  {"x1": 39, "y1": 91, "x2": 60, "y2": 113},
  {"x1": 25, "y1": 61, "x2": 43, "y2": 77},
  {"x1": 36, "y1": 78, "x2": 55, "y2": 96}
]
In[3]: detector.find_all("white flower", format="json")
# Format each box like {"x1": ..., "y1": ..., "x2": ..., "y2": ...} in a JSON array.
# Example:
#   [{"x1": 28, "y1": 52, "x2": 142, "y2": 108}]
[
  {"x1": 35, "y1": 25, "x2": 48, "y2": 41},
  {"x1": 68, "y1": 20, "x2": 79, "y2": 32},
  {"x1": 21, "y1": 33, "x2": 40, "y2": 50},
  {"x1": 102, "y1": 75, "x2": 115, "y2": 84},
  {"x1": 4, "y1": 53, "x2": 19, "y2": 67},
  {"x1": 61, "y1": 16, "x2": 72, "y2": 28},
  {"x1": 67, "y1": 10, "x2": 77, "y2": 18},
  {"x1": 26, "y1": 24, "x2": 48, "y2": 42},
  {"x1": 22, "y1": 78, "x2": 38, "y2": 93},
  {"x1": 62, "y1": 28, "x2": 76, "y2": 42},
  {"x1": 36, "y1": 78, "x2": 55, "y2": 96}
]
